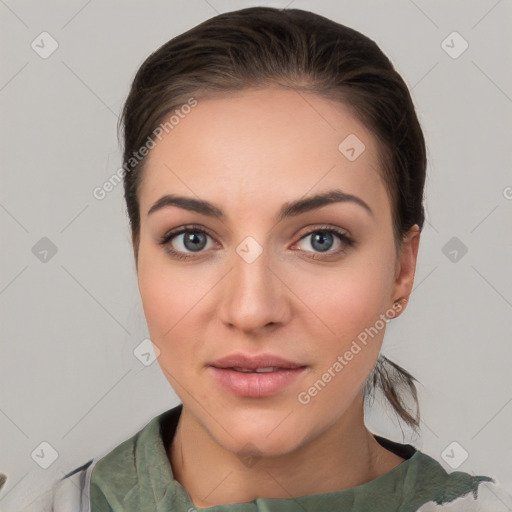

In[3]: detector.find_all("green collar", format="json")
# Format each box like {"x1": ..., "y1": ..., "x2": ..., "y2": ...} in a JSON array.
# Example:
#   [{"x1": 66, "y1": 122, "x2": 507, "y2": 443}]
[{"x1": 91, "y1": 404, "x2": 492, "y2": 512}]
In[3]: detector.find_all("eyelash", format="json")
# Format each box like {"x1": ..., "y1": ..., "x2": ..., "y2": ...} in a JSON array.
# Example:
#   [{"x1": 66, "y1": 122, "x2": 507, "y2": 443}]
[{"x1": 158, "y1": 224, "x2": 354, "y2": 261}]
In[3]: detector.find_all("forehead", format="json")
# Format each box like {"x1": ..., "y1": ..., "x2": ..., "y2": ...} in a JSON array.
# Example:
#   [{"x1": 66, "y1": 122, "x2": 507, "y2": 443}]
[{"x1": 138, "y1": 88, "x2": 389, "y2": 218}]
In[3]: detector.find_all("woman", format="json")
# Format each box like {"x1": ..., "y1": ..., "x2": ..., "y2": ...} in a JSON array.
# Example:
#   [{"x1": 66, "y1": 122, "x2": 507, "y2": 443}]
[{"x1": 42, "y1": 6, "x2": 511, "y2": 512}]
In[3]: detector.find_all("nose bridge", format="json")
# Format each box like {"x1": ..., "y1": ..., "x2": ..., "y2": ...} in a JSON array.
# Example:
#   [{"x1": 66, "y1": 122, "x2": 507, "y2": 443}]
[{"x1": 219, "y1": 236, "x2": 289, "y2": 332}]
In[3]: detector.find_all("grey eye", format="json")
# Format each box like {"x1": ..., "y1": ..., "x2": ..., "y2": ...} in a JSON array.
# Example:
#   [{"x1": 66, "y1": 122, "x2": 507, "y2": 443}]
[
  {"x1": 182, "y1": 232, "x2": 208, "y2": 252},
  {"x1": 309, "y1": 231, "x2": 334, "y2": 252}
]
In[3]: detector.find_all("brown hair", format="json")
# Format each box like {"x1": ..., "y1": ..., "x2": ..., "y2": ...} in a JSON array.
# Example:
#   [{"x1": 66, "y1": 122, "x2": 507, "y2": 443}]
[{"x1": 119, "y1": 7, "x2": 425, "y2": 429}]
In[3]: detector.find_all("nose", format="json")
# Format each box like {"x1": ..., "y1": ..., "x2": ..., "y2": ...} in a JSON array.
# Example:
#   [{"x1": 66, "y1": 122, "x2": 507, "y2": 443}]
[{"x1": 217, "y1": 242, "x2": 292, "y2": 335}]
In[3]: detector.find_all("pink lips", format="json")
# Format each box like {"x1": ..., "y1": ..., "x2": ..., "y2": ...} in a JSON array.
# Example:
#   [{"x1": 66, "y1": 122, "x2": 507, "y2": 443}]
[{"x1": 208, "y1": 353, "x2": 307, "y2": 398}]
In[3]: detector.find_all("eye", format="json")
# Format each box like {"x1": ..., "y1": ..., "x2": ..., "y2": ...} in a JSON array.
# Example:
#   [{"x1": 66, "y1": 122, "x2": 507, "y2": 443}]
[
  {"x1": 158, "y1": 225, "x2": 218, "y2": 260},
  {"x1": 158, "y1": 224, "x2": 354, "y2": 261},
  {"x1": 293, "y1": 226, "x2": 354, "y2": 257}
]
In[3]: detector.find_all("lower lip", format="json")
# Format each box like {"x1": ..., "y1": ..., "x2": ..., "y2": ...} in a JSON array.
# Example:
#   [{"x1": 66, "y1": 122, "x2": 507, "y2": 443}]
[{"x1": 209, "y1": 366, "x2": 307, "y2": 398}]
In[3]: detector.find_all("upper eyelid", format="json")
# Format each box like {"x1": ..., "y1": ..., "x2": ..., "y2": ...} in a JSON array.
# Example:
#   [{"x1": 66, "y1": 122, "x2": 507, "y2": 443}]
[
  {"x1": 299, "y1": 225, "x2": 350, "y2": 237},
  {"x1": 159, "y1": 224, "x2": 216, "y2": 242}
]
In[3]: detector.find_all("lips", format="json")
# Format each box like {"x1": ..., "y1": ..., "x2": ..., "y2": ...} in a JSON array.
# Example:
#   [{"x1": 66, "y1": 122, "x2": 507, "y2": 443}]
[
  {"x1": 209, "y1": 353, "x2": 305, "y2": 371},
  {"x1": 208, "y1": 353, "x2": 307, "y2": 398}
]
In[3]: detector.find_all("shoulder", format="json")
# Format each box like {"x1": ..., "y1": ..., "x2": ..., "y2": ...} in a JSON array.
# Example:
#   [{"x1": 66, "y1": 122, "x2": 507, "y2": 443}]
[
  {"x1": 41, "y1": 458, "x2": 98, "y2": 512},
  {"x1": 87, "y1": 419, "x2": 151, "y2": 510},
  {"x1": 90, "y1": 405, "x2": 182, "y2": 510},
  {"x1": 416, "y1": 479, "x2": 512, "y2": 511},
  {"x1": 89, "y1": 426, "x2": 141, "y2": 491},
  {"x1": 46, "y1": 422, "x2": 152, "y2": 512},
  {"x1": 48, "y1": 408, "x2": 177, "y2": 512},
  {"x1": 408, "y1": 451, "x2": 512, "y2": 511}
]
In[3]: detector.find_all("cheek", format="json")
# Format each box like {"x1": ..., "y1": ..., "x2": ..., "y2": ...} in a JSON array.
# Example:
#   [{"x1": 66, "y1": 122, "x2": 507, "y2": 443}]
[
  {"x1": 296, "y1": 259, "x2": 394, "y2": 343},
  {"x1": 136, "y1": 248, "x2": 200, "y2": 357},
  {"x1": 292, "y1": 254, "x2": 395, "y2": 398},
  {"x1": 138, "y1": 267, "x2": 206, "y2": 393}
]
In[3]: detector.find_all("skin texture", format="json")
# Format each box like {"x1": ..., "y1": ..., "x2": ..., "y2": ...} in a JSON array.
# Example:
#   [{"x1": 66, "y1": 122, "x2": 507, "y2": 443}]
[{"x1": 135, "y1": 88, "x2": 420, "y2": 506}]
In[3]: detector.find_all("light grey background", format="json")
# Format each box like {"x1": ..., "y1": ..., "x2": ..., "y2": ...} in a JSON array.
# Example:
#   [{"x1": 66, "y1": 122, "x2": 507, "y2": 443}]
[{"x1": 1, "y1": 0, "x2": 511, "y2": 510}]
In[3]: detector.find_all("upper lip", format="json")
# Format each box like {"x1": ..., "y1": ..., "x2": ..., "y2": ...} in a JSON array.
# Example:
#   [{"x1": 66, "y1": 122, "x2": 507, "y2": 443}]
[{"x1": 209, "y1": 353, "x2": 306, "y2": 370}]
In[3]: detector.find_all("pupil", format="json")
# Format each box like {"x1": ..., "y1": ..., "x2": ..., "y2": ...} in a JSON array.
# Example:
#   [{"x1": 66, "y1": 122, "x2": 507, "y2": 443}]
[
  {"x1": 312, "y1": 232, "x2": 333, "y2": 252},
  {"x1": 184, "y1": 232, "x2": 207, "y2": 251}
]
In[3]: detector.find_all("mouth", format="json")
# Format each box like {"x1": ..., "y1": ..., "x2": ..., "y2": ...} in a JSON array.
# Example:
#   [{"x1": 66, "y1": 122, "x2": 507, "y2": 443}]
[
  {"x1": 209, "y1": 352, "x2": 305, "y2": 370},
  {"x1": 208, "y1": 353, "x2": 308, "y2": 398},
  {"x1": 228, "y1": 366, "x2": 292, "y2": 373}
]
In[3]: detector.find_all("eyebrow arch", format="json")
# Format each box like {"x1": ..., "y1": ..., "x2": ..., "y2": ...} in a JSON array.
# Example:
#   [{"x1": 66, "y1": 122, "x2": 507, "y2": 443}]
[{"x1": 147, "y1": 189, "x2": 373, "y2": 221}]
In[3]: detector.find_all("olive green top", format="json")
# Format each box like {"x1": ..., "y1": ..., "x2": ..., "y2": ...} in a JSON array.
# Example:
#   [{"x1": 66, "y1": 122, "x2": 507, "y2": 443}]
[{"x1": 89, "y1": 404, "x2": 496, "y2": 511}]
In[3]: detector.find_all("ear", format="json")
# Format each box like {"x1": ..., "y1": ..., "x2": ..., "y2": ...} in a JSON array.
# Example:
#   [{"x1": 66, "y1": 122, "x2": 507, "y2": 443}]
[{"x1": 390, "y1": 224, "x2": 421, "y2": 317}]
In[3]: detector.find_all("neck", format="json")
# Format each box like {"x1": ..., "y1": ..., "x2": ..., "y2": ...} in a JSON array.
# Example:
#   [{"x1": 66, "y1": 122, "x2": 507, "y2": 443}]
[{"x1": 169, "y1": 396, "x2": 404, "y2": 507}]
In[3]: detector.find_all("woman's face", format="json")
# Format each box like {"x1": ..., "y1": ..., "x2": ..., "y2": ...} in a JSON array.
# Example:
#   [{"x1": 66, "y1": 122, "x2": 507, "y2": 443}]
[{"x1": 136, "y1": 88, "x2": 419, "y2": 456}]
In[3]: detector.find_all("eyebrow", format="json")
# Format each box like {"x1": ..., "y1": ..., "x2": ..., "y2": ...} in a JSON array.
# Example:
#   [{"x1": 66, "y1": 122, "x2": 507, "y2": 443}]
[{"x1": 147, "y1": 189, "x2": 373, "y2": 221}]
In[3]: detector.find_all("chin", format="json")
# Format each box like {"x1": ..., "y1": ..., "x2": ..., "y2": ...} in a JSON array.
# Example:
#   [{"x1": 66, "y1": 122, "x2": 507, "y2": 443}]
[{"x1": 209, "y1": 410, "x2": 310, "y2": 458}]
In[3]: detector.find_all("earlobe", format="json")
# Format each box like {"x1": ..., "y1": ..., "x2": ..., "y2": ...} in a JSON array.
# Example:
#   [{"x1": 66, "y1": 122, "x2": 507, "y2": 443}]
[{"x1": 391, "y1": 225, "x2": 421, "y2": 312}]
